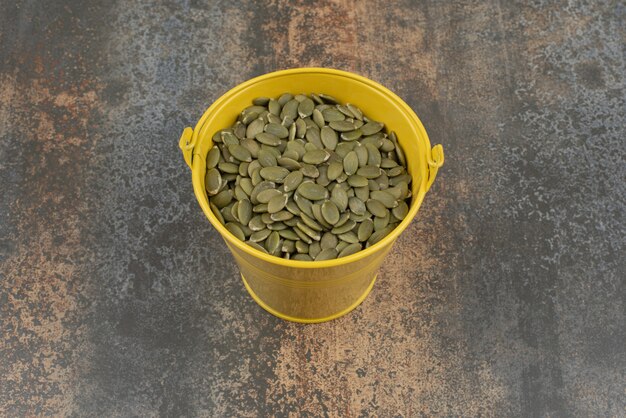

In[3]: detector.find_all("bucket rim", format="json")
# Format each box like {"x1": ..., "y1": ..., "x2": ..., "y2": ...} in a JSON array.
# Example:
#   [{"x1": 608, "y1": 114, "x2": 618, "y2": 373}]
[{"x1": 191, "y1": 67, "x2": 434, "y2": 269}]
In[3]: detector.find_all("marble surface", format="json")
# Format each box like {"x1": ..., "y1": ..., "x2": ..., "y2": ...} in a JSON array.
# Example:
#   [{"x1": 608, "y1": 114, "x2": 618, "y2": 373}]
[{"x1": 0, "y1": 1, "x2": 624, "y2": 416}]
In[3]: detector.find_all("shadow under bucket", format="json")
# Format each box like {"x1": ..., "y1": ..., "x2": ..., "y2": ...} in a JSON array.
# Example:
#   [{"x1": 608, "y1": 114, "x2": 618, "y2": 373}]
[{"x1": 179, "y1": 68, "x2": 444, "y2": 323}]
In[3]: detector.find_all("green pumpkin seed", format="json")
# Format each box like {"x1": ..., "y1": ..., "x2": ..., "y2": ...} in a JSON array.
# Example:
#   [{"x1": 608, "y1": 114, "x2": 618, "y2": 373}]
[
  {"x1": 360, "y1": 121, "x2": 384, "y2": 135},
  {"x1": 347, "y1": 175, "x2": 368, "y2": 187},
  {"x1": 237, "y1": 198, "x2": 253, "y2": 225},
  {"x1": 256, "y1": 189, "x2": 282, "y2": 204},
  {"x1": 309, "y1": 242, "x2": 321, "y2": 258},
  {"x1": 341, "y1": 129, "x2": 362, "y2": 141},
  {"x1": 212, "y1": 189, "x2": 233, "y2": 208},
  {"x1": 367, "y1": 225, "x2": 395, "y2": 246},
  {"x1": 249, "y1": 215, "x2": 265, "y2": 231},
  {"x1": 370, "y1": 190, "x2": 398, "y2": 208},
  {"x1": 267, "y1": 194, "x2": 288, "y2": 213},
  {"x1": 329, "y1": 120, "x2": 355, "y2": 132},
  {"x1": 392, "y1": 201, "x2": 409, "y2": 220},
  {"x1": 218, "y1": 161, "x2": 239, "y2": 174},
  {"x1": 225, "y1": 222, "x2": 245, "y2": 241},
  {"x1": 221, "y1": 131, "x2": 239, "y2": 146},
  {"x1": 207, "y1": 146, "x2": 221, "y2": 168},
  {"x1": 253, "y1": 203, "x2": 268, "y2": 214},
  {"x1": 265, "y1": 231, "x2": 281, "y2": 254},
  {"x1": 381, "y1": 158, "x2": 398, "y2": 168},
  {"x1": 210, "y1": 202, "x2": 225, "y2": 225},
  {"x1": 366, "y1": 199, "x2": 388, "y2": 217},
  {"x1": 327, "y1": 161, "x2": 343, "y2": 181},
  {"x1": 320, "y1": 232, "x2": 338, "y2": 250},
  {"x1": 270, "y1": 210, "x2": 293, "y2": 222},
  {"x1": 346, "y1": 104, "x2": 363, "y2": 121},
  {"x1": 298, "y1": 98, "x2": 315, "y2": 118},
  {"x1": 315, "y1": 248, "x2": 338, "y2": 261},
  {"x1": 305, "y1": 127, "x2": 323, "y2": 149},
  {"x1": 331, "y1": 186, "x2": 349, "y2": 212},
  {"x1": 295, "y1": 240, "x2": 309, "y2": 253},
  {"x1": 336, "y1": 105, "x2": 355, "y2": 118},
  {"x1": 336, "y1": 241, "x2": 349, "y2": 252},
  {"x1": 331, "y1": 219, "x2": 356, "y2": 235},
  {"x1": 260, "y1": 166, "x2": 289, "y2": 182},
  {"x1": 283, "y1": 170, "x2": 304, "y2": 192},
  {"x1": 312, "y1": 108, "x2": 325, "y2": 128},
  {"x1": 292, "y1": 253, "x2": 313, "y2": 261},
  {"x1": 246, "y1": 118, "x2": 265, "y2": 138},
  {"x1": 245, "y1": 241, "x2": 267, "y2": 253},
  {"x1": 357, "y1": 165, "x2": 382, "y2": 179},
  {"x1": 390, "y1": 173, "x2": 412, "y2": 186},
  {"x1": 357, "y1": 219, "x2": 374, "y2": 242},
  {"x1": 277, "y1": 157, "x2": 301, "y2": 170},
  {"x1": 267, "y1": 221, "x2": 288, "y2": 231},
  {"x1": 348, "y1": 197, "x2": 366, "y2": 215},
  {"x1": 296, "y1": 182, "x2": 328, "y2": 200},
  {"x1": 317, "y1": 93, "x2": 338, "y2": 104},
  {"x1": 366, "y1": 143, "x2": 382, "y2": 167},
  {"x1": 255, "y1": 132, "x2": 281, "y2": 146},
  {"x1": 300, "y1": 212, "x2": 323, "y2": 232},
  {"x1": 264, "y1": 122, "x2": 289, "y2": 139},
  {"x1": 390, "y1": 131, "x2": 406, "y2": 166},
  {"x1": 320, "y1": 126, "x2": 338, "y2": 150},
  {"x1": 338, "y1": 231, "x2": 359, "y2": 244},
  {"x1": 296, "y1": 222, "x2": 321, "y2": 241},
  {"x1": 258, "y1": 149, "x2": 278, "y2": 167},
  {"x1": 250, "y1": 228, "x2": 271, "y2": 242},
  {"x1": 338, "y1": 242, "x2": 361, "y2": 257},
  {"x1": 311, "y1": 204, "x2": 333, "y2": 229},
  {"x1": 294, "y1": 118, "x2": 307, "y2": 138},
  {"x1": 380, "y1": 138, "x2": 395, "y2": 152},
  {"x1": 228, "y1": 144, "x2": 252, "y2": 162},
  {"x1": 343, "y1": 151, "x2": 358, "y2": 176},
  {"x1": 281, "y1": 99, "x2": 299, "y2": 120},
  {"x1": 321, "y1": 107, "x2": 345, "y2": 122},
  {"x1": 302, "y1": 149, "x2": 330, "y2": 164},
  {"x1": 321, "y1": 200, "x2": 340, "y2": 225},
  {"x1": 205, "y1": 168, "x2": 222, "y2": 196},
  {"x1": 293, "y1": 226, "x2": 313, "y2": 244},
  {"x1": 387, "y1": 166, "x2": 404, "y2": 177}
]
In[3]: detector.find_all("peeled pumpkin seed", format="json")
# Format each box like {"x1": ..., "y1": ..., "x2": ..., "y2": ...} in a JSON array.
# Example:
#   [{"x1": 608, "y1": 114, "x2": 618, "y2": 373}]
[
  {"x1": 207, "y1": 93, "x2": 412, "y2": 260},
  {"x1": 283, "y1": 170, "x2": 304, "y2": 192},
  {"x1": 370, "y1": 190, "x2": 398, "y2": 208},
  {"x1": 302, "y1": 149, "x2": 329, "y2": 165},
  {"x1": 338, "y1": 242, "x2": 362, "y2": 258},
  {"x1": 315, "y1": 248, "x2": 338, "y2": 261},
  {"x1": 296, "y1": 182, "x2": 328, "y2": 200},
  {"x1": 260, "y1": 166, "x2": 289, "y2": 182},
  {"x1": 321, "y1": 200, "x2": 340, "y2": 225},
  {"x1": 205, "y1": 168, "x2": 222, "y2": 196},
  {"x1": 225, "y1": 222, "x2": 245, "y2": 241},
  {"x1": 320, "y1": 232, "x2": 338, "y2": 250},
  {"x1": 329, "y1": 120, "x2": 355, "y2": 132},
  {"x1": 257, "y1": 188, "x2": 282, "y2": 203},
  {"x1": 268, "y1": 194, "x2": 288, "y2": 213},
  {"x1": 343, "y1": 151, "x2": 359, "y2": 176},
  {"x1": 360, "y1": 121, "x2": 384, "y2": 135},
  {"x1": 392, "y1": 201, "x2": 409, "y2": 220},
  {"x1": 309, "y1": 242, "x2": 322, "y2": 259},
  {"x1": 265, "y1": 231, "x2": 281, "y2": 254},
  {"x1": 366, "y1": 199, "x2": 388, "y2": 218}
]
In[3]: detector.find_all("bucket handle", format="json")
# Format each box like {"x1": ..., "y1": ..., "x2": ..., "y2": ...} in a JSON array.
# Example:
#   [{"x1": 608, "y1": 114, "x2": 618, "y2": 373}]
[
  {"x1": 179, "y1": 127, "x2": 195, "y2": 169},
  {"x1": 426, "y1": 144, "x2": 444, "y2": 192}
]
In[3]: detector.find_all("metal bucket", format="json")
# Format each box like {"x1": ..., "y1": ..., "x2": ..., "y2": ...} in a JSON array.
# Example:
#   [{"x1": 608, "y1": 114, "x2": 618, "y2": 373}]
[{"x1": 179, "y1": 68, "x2": 444, "y2": 323}]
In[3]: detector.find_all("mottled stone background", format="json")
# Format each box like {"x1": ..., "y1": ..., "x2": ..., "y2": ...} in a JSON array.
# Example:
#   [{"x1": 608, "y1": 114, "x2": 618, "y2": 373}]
[{"x1": 0, "y1": 0, "x2": 624, "y2": 417}]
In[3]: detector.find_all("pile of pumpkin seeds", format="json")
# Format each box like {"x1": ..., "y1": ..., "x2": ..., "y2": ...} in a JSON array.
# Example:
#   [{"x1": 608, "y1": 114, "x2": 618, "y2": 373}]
[{"x1": 205, "y1": 93, "x2": 411, "y2": 261}]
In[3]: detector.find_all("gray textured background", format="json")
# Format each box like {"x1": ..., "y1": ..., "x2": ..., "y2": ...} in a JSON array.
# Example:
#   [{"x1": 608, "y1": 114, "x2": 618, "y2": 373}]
[{"x1": 1, "y1": 0, "x2": 624, "y2": 416}]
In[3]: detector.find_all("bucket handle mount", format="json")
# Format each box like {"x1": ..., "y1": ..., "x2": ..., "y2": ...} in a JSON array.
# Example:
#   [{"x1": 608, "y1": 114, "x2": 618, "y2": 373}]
[{"x1": 426, "y1": 144, "x2": 444, "y2": 192}]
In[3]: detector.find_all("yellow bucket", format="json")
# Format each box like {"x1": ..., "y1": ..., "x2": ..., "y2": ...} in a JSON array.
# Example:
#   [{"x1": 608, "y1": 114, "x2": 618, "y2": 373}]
[{"x1": 179, "y1": 68, "x2": 444, "y2": 323}]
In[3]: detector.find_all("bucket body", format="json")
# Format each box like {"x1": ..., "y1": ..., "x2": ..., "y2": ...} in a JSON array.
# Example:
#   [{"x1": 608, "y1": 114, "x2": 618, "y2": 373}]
[{"x1": 180, "y1": 68, "x2": 444, "y2": 323}]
